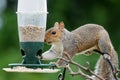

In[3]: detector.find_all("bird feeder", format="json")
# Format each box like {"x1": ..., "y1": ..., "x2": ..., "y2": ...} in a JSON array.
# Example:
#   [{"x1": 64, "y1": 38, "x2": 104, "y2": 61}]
[{"x1": 3, "y1": 0, "x2": 60, "y2": 73}]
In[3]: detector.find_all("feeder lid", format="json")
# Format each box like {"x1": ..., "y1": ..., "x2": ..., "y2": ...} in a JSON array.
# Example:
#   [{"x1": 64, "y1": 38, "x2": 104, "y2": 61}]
[
  {"x1": 18, "y1": 0, "x2": 47, "y2": 13},
  {"x1": 3, "y1": 67, "x2": 60, "y2": 73}
]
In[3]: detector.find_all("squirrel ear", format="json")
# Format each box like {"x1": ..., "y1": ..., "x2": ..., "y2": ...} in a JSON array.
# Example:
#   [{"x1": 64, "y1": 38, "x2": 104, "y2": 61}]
[
  {"x1": 59, "y1": 21, "x2": 65, "y2": 31},
  {"x1": 54, "y1": 22, "x2": 59, "y2": 28}
]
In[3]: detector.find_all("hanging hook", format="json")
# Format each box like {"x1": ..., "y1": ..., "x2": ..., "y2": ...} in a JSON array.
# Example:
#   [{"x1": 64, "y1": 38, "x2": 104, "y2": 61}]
[{"x1": 58, "y1": 68, "x2": 66, "y2": 80}]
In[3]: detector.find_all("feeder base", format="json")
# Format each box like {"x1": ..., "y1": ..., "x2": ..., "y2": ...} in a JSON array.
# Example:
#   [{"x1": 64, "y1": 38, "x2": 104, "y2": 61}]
[
  {"x1": 3, "y1": 66, "x2": 60, "y2": 73},
  {"x1": 8, "y1": 63, "x2": 55, "y2": 68}
]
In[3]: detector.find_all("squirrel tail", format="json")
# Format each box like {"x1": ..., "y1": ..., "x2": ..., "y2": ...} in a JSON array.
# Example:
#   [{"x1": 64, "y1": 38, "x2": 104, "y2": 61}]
[
  {"x1": 93, "y1": 49, "x2": 118, "y2": 80},
  {"x1": 93, "y1": 30, "x2": 119, "y2": 80}
]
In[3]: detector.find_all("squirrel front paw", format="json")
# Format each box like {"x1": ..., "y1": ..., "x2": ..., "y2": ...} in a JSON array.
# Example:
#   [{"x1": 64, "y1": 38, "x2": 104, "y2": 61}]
[
  {"x1": 49, "y1": 62, "x2": 60, "y2": 68},
  {"x1": 49, "y1": 62, "x2": 66, "y2": 68}
]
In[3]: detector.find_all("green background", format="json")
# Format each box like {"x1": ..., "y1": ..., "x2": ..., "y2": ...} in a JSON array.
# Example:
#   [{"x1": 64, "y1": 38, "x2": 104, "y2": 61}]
[{"x1": 0, "y1": 0, "x2": 120, "y2": 80}]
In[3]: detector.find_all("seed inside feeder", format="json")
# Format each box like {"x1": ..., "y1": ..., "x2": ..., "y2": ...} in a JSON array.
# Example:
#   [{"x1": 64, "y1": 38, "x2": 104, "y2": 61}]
[
  {"x1": 19, "y1": 26, "x2": 45, "y2": 42},
  {"x1": 3, "y1": 66, "x2": 60, "y2": 73}
]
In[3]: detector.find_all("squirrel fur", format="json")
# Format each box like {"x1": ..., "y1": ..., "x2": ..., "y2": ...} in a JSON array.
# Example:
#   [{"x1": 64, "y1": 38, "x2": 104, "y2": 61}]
[{"x1": 41, "y1": 22, "x2": 118, "y2": 80}]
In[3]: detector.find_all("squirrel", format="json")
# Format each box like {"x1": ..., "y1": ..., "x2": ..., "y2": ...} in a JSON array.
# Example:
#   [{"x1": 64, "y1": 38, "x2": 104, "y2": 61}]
[{"x1": 41, "y1": 22, "x2": 118, "y2": 80}]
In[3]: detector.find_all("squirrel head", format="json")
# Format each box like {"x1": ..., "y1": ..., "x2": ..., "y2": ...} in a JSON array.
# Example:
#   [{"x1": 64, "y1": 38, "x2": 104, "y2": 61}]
[{"x1": 44, "y1": 22, "x2": 65, "y2": 45}]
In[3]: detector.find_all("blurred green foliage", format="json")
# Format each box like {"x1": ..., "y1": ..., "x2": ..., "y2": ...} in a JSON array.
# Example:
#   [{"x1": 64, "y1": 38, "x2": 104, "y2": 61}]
[{"x1": 0, "y1": 0, "x2": 120, "y2": 80}]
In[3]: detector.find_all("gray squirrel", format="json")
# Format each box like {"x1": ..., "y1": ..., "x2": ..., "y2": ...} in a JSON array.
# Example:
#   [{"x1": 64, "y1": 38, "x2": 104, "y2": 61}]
[{"x1": 41, "y1": 22, "x2": 118, "y2": 80}]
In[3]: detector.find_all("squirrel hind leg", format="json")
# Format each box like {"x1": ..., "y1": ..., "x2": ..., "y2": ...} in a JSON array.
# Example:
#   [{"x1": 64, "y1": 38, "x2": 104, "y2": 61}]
[
  {"x1": 97, "y1": 30, "x2": 112, "y2": 56},
  {"x1": 97, "y1": 36, "x2": 114, "y2": 64}
]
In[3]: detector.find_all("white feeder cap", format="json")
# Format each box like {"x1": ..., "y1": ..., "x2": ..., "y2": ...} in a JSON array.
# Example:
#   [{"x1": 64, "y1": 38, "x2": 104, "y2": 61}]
[{"x1": 17, "y1": 0, "x2": 47, "y2": 13}]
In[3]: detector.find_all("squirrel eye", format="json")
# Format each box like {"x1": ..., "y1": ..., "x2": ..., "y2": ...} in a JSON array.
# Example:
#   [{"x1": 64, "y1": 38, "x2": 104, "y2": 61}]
[{"x1": 51, "y1": 31, "x2": 56, "y2": 35}]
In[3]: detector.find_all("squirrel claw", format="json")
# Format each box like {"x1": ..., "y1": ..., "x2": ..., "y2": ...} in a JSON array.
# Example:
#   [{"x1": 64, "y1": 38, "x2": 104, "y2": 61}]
[{"x1": 84, "y1": 51, "x2": 93, "y2": 56}]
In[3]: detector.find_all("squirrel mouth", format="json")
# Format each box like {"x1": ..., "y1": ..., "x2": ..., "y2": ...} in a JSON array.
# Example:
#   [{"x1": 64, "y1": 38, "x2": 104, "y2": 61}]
[{"x1": 47, "y1": 42, "x2": 52, "y2": 44}]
